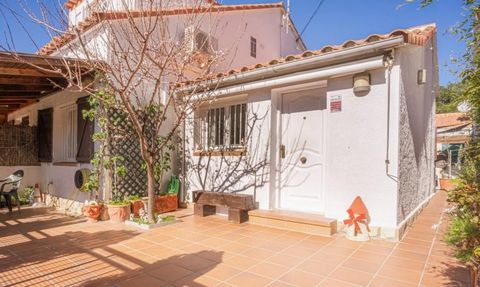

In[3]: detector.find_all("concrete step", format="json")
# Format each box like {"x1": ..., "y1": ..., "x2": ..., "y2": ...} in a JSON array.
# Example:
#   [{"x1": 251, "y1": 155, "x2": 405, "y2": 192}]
[{"x1": 248, "y1": 209, "x2": 337, "y2": 237}]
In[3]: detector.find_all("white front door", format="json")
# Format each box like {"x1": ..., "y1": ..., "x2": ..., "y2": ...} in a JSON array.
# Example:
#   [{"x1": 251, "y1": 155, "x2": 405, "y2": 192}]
[{"x1": 279, "y1": 87, "x2": 326, "y2": 213}]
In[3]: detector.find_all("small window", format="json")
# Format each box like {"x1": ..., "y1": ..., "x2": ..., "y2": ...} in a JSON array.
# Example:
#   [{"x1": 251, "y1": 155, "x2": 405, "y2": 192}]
[
  {"x1": 250, "y1": 37, "x2": 257, "y2": 58},
  {"x1": 195, "y1": 103, "x2": 247, "y2": 150},
  {"x1": 56, "y1": 104, "x2": 77, "y2": 162}
]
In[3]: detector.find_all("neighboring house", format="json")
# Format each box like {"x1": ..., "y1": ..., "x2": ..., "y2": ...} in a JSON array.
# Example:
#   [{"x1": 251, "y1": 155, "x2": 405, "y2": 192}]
[
  {"x1": 184, "y1": 23, "x2": 438, "y2": 239},
  {"x1": 3, "y1": 1, "x2": 304, "y2": 213},
  {"x1": 436, "y1": 112, "x2": 472, "y2": 165}
]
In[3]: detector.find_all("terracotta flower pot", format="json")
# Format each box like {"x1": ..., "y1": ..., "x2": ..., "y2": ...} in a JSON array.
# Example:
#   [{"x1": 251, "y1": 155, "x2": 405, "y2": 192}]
[
  {"x1": 107, "y1": 204, "x2": 131, "y2": 222},
  {"x1": 130, "y1": 200, "x2": 144, "y2": 217},
  {"x1": 439, "y1": 179, "x2": 455, "y2": 191},
  {"x1": 83, "y1": 204, "x2": 103, "y2": 223},
  {"x1": 155, "y1": 194, "x2": 177, "y2": 214}
]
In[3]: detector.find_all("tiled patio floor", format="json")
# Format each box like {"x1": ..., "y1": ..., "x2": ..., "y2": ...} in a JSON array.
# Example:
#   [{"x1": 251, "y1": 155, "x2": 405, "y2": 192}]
[{"x1": 0, "y1": 190, "x2": 470, "y2": 286}]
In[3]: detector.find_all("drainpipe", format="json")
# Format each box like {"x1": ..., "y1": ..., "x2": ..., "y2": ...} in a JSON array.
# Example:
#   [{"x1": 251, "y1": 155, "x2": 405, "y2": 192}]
[
  {"x1": 192, "y1": 56, "x2": 387, "y2": 100},
  {"x1": 384, "y1": 53, "x2": 394, "y2": 175},
  {"x1": 181, "y1": 116, "x2": 187, "y2": 207}
]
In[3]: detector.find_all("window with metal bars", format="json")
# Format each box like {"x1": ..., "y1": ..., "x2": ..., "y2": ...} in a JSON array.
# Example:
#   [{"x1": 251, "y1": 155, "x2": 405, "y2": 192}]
[
  {"x1": 250, "y1": 37, "x2": 257, "y2": 58},
  {"x1": 195, "y1": 103, "x2": 247, "y2": 150}
]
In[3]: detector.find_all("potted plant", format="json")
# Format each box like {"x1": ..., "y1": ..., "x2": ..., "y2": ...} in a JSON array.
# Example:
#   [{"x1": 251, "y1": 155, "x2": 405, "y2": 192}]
[
  {"x1": 128, "y1": 195, "x2": 144, "y2": 218},
  {"x1": 439, "y1": 177, "x2": 456, "y2": 191},
  {"x1": 83, "y1": 200, "x2": 104, "y2": 222},
  {"x1": 107, "y1": 199, "x2": 131, "y2": 222},
  {"x1": 155, "y1": 192, "x2": 177, "y2": 213},
  {"x1": 154, "y1": 175, "x2": 179, "y2": 214}
]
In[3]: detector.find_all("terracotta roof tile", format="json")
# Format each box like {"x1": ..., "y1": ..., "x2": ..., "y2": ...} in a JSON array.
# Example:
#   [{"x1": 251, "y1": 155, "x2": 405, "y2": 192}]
[
  {"x1": 65, "y1": 0, "x2": 220, "y2": 10},
  {"x1": 184, "y1": 23, "x2": 436, "y2": 84},
  {"x1": 40, "y1": 2, "x2": 285, "y2": 55},
  {"x1": 436, "y1": 112, "x2": 471, "y2": 128}
]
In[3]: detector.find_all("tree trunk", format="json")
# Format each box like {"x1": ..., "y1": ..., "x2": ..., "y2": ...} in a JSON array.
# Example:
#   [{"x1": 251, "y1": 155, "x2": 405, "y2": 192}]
[
  {"x1": 471, "y1": 266, "x2": 479, "y2": 287},
  {"x1": 146, "y1": 164, "x2": 156, "y2": 223}
]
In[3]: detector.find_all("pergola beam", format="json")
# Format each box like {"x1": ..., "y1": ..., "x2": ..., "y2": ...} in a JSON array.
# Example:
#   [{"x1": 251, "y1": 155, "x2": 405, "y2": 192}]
[
  {"x1": 0, "y1": 67, "x2": 65, "y2": 78},
  {"x1": 0, "y1": 77, "x2": 67, "y2": 85}
]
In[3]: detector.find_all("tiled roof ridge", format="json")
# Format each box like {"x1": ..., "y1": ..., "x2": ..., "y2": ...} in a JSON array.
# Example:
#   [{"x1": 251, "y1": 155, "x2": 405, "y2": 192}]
[
  {"x1": 65, "y1": 0, "x2": 220, "y2": 10},
  {"x1": 179, "y1": 23, "x2": 436, "y2": 85},
  {"x1": 39, "y1": 2, "x2": 284, "y2": 55},
  {"x1": 436, "y1": 112, "x2": 472, "y2": 128}
]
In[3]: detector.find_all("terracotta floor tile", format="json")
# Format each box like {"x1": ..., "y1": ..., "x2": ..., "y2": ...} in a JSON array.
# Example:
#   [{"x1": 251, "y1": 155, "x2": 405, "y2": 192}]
[
  {"x1": 242, "y1": 247, "x2": 277, "y2": 260},
  {"x1": 266, "y1": 253, "x2": 305, "y2": 267},
  {"x1": 226, "y1": 271, "x2": 272, "y2": 287},
  {"x1": 116, "y1": 273, "x2": 171, "y2": 287},
  {"x1": 310, "y1": 251, "x2": 349, "y2": 266},
  {"x1": 171, "y1": 254, "x2": 218, "y2": 272},
  {"x1": 0, "y1": 193, "x2": 470, "y2": 287},
  {"x1": 248, "y1": 261, "x2": 290, "y2": 279},
  {"x1": 357, "y1": 244, "x2": 393, "y2": 256},
  {"x1": 396, "y1": 242, "x2": 431, "y2": 255},
  {"x1": 350, "y1": 250, "x2": 387, "y2": 262},
  {"x1": 173, "y1": 273, "x2": 221, "y2": 287},
  {"x1": 321, "y1": 245, "x2": 357, "y2": 257},
  {"x1": 223, "y1": 254, "x2": 257, "y2": 269},
  {"x1": 341, "y1": 257, "x2": 384, "y2": 274},
  {"x1": 146, "y1": 263, "x2": 193, "y2": 282},
  {"x1": 198, "y1": 264, "x2": 242, "y2": 281},
  {"x1": 279, "y1": 245, "x2": 317, "y2": 258},
  {"x1": 329, "y1": 267, "x2": 373, "y2": 286},
  {"x1": 382, "y1": 255, "x2": 426, "y2": 271},
  {"x1": 267, "y1": 280, "x2": 296, "y2": 287},
  {"x1": 221, "y1": 242, "x2": 252, "y2": 254},
  {"x1": 369, "y1": 276, "x2": 417, "y2": 287},
  {"x1": 390, "y1": 248, "x2": 429, "y2": 263},
  {"x1": 257, "y1": 240, "x2": 293, "y2": 252},
  {"x1": 296, "y1": 259, "x2": 337, "y2": 276},
  {"x1": 377, "y1": 265, "x2": 422, "y2": 284},
  {"x1": 318, "y1": 278, "x2": 361, "y2": 287},
  {"x1": 278, "y1": 269, "x2": 324, "y2": 287}
]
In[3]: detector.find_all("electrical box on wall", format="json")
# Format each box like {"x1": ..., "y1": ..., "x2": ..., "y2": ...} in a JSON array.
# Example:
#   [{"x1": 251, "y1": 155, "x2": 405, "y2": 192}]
[{"x1": 417, "y1": 69, "x2": 427, "y2": 85}]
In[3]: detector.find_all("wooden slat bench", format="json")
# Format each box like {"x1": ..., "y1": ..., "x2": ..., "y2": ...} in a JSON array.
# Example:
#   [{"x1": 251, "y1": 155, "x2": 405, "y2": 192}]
[{"x1": 193, "y1": 191, "x2": 255, "y2": 223}]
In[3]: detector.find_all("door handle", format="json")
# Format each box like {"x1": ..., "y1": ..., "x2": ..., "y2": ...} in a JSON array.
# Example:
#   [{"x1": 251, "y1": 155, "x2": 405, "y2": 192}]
[{"x1": 280, "y1": 144, "x2": 286, "y2": 159}]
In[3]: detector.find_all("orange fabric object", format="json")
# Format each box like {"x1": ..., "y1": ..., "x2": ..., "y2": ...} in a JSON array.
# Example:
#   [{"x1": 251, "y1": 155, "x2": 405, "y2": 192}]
[
  {"x1": 348, "y1": 196, "x2": 369, "y2": 217},
  {"x1": 343, "y1": 196, "x2": 370, "y2": 236}
]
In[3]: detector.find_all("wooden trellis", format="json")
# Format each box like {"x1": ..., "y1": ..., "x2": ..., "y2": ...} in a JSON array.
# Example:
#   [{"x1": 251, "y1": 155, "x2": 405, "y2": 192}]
[
  {"x1": 0, "y1": 125, "x2": 39, "y2": 166},
  {"x1": 108, "y1": 109, "x2": 161, "y2": 199}
]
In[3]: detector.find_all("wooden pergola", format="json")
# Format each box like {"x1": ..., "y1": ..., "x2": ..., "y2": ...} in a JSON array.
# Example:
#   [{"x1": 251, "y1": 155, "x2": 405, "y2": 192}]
[{"x1": 0, "y1": 51, "x2": 91, "y2": 123}]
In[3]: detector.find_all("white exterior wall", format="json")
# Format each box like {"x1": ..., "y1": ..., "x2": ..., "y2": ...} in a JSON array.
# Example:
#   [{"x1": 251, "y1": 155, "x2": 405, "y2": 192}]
[
  {"x1": 185, "y1": 89, "x2": 272, "y2": 208},
  {"x1": 185, "y1": 63, "x2": 403, "y2": 233},
  {"x1": 396, "y1": 38, "x2": 437, "y2": 224},
  {"x1": 7, "y1": 90, "x2": 92, "y2": 204},
  {"x1": 5, "y1": 5, "x2": 302, "y2": 205},
  {"x1": 323, "y1": 67, "x2": 401, "y2": 232},
  {"x1": 0, "y1": 167, "x2": 41, "y2": 191}
]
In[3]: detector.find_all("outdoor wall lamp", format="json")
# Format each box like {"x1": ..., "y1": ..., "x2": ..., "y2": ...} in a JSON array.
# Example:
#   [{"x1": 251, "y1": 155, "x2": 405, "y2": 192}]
[{"x1": 353, "y1": 72, "x2": 371, "y2": 96}]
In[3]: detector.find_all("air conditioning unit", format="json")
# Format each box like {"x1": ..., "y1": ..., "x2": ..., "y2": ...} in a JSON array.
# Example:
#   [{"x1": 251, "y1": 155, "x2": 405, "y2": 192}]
[{"x1": 183, "y1": 26, "x2": 218, "y2": 55}]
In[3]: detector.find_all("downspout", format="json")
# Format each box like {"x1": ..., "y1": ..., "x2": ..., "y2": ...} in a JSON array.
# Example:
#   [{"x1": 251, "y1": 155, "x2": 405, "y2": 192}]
[
  {"x1": 384, "y1": 53, "x2": 394, "y2": 175},
  {"x1": 181, "y1": 116, "x2": 187, "y2": 206}
]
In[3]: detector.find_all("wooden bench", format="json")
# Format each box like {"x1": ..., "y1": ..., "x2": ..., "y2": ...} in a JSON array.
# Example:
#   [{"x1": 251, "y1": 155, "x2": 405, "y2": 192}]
[{"x1": 193, "y1": 191, "x2": 255, "y2": 223}]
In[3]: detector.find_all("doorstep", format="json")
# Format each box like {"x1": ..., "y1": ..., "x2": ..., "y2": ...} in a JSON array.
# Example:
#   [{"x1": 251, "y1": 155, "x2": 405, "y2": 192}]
[{"x1": 248, "y1": 209, "x2": 337, "y2": 236}]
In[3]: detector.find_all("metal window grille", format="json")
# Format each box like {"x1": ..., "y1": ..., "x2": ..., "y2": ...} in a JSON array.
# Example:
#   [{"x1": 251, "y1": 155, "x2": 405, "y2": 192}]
[{"x1": 250, "y1": 37, "x2": 257, "y2": 58}]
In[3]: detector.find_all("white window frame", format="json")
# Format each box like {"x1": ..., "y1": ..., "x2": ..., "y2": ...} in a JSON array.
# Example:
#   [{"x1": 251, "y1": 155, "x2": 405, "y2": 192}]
[
  {"x1": 194, "y1": 100, "x2": 247, "y2": 151},
  {"x1": 55, "y1": 103, "x2": 78, "y2": 162}
]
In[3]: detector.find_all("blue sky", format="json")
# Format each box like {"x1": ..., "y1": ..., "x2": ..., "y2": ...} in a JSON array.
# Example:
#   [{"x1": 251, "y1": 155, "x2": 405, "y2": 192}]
[{"x1": 0, "y1": 0, "x2": 467, "y2": 86}]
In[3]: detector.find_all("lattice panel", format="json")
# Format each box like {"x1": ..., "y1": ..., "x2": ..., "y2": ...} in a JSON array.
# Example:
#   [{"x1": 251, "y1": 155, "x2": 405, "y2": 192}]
[
  {"x1": 0, "y1": 125, "x2": 39, "y2": 166},
  {"x1": 108, "y1": 109, "x2": 160, "y2": 200}
]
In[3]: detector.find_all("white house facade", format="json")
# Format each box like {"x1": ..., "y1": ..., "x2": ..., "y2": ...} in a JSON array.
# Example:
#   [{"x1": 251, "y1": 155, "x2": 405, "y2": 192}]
[
  {"x1": 5, "y1": 1, "x2": 305, "y2": 213},
  {"x1": 184, "y1": 24, "x2": 438, "y2": 239}
]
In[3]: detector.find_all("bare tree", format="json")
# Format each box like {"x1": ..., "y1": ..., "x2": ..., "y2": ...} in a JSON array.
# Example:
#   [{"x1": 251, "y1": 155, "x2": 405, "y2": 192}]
[{"x1": 1, "y1": 0, "x2": 239, "y2": 222}]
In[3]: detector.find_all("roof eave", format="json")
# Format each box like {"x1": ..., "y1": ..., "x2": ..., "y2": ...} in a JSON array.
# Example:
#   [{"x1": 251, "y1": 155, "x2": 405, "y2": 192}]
[{"x1": 183, "y1": 36, "x2": 405, "y2": 94}]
